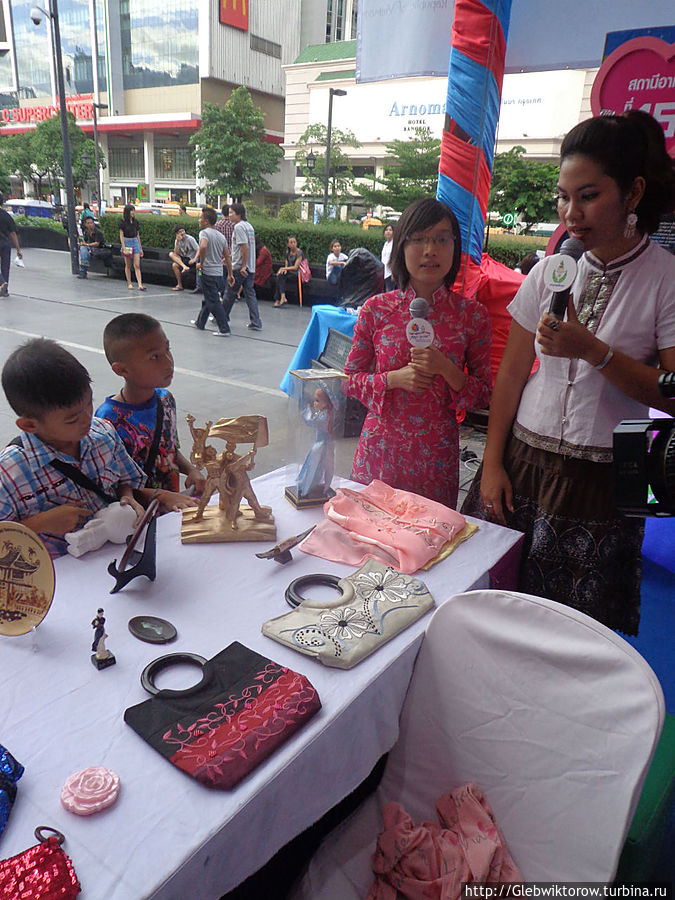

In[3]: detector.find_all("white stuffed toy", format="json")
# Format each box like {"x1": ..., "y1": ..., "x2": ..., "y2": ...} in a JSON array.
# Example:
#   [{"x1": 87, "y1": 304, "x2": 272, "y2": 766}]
[{"x1": 65, "y1": 502, "x2": 137, "y2": 558}]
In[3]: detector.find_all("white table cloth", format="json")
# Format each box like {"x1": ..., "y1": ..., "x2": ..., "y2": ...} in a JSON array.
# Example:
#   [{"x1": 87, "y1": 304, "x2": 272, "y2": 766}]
[{"x1": 0, "y1": 470, "x2": 522, "y2": 899}]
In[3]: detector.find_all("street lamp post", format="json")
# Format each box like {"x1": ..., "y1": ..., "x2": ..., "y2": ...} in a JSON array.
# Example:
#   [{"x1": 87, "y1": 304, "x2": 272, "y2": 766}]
[
  {"x1": 92, "y1": 102, "x2": 107, "y2": 208},
  {"x1": 323, "y1": 88, "x2": 346, "y2": 218},
  {"x1": 31, "y1": 1, "x2": 79, "y2": 275}
]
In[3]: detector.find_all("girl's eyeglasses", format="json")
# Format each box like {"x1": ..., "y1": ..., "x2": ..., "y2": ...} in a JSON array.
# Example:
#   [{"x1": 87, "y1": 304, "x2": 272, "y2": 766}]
[{"x1": 405, "y1": 234, "x2": 453, "y2": 247}]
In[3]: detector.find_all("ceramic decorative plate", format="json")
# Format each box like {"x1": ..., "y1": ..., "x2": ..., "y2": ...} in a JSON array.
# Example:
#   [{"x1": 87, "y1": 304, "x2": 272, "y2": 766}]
[{"x1": 0, "y1": 522, "x2": 55, "y2": 636}]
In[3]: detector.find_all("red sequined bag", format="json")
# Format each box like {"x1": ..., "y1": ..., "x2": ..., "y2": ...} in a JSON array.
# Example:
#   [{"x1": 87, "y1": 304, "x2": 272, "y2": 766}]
[
  {"x1": 124, "y1": 643, "x2": 321, "y2": 790},
  {"x1": 0, "y1": 828, "x2": 81, "y2": 899}
]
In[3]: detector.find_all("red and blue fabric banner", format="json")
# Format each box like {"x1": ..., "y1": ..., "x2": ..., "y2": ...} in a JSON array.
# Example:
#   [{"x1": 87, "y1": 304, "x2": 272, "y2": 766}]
[{"x1": 438, "y1": 0, "x2": 512, "y2": 296}]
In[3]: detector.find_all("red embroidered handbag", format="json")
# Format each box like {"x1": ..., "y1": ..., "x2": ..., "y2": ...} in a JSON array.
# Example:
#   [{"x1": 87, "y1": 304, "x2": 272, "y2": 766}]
[{"x1": 124, "y1": 643, "x2": 321, "y2": 789}]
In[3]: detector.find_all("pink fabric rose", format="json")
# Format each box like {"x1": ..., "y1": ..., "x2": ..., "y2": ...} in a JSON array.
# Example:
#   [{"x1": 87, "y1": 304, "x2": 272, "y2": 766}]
[{"x1": 61, "y1": 766, "x2": 120, "y2": 816}]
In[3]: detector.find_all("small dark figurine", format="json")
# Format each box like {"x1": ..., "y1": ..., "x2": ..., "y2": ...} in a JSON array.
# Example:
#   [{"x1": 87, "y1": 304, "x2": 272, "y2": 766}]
[{"x1": 91, "y1": 607, "x2": 116, "y2": 670}]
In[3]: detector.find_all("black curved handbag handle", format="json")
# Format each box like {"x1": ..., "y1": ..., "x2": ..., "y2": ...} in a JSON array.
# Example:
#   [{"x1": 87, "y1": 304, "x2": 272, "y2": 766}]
[
  {"x1": 285, "y1": 573, "x2": 343, "y2": 609},
  {"x1": 141, "y1": 652, "x2": 208, "y2": 696}
]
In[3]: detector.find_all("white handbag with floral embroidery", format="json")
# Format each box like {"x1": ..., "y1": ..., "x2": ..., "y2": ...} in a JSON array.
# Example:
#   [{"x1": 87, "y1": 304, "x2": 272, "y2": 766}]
[{"x1": 261, "y1": 560, "x2": 434, "y2": 669}]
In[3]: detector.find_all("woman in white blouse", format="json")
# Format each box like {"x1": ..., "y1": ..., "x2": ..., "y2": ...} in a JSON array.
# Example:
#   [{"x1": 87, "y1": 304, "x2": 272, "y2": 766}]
[
  {"x1": 463, "y1": 110, "x2": 675, "y2": 636},
  {"x1": 381, "y1": 224, "x2": 394, "y2": 291}
]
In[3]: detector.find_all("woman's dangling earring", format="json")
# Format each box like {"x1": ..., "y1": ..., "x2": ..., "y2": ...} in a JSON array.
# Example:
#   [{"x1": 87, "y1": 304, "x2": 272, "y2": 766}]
[{"x1": 624, "y1": 211, "x2": 638, "y2": 239}]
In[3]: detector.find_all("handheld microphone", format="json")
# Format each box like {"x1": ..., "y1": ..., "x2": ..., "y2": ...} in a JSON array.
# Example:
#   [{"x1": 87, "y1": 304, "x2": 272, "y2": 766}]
[
  {"x1": 546, "y1": 237, "x2": 585, "y2": 321},
  {"x1": 406, "y1": 297, "x2": 434, "y2": 348}
]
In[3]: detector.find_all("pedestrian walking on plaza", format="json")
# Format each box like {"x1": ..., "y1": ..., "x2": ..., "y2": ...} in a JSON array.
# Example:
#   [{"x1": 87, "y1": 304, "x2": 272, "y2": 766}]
[
  {"x1": 222, "y1": 203, "x2": 262, "y2": 331},
  {"x1": 191, "y1": 206, "x2": 231, "y2": 335},
  {"x1": 78, "y1": 217, "x2": 106, "y2": 278},
  {"x1": 118, "y1": 204, "x2": 146, "y2": 291},
  {"x1": 214, "y1": 204, "x2": 234, "y2": 296},
  {"x1": 0, "y1": 193, "x2": 23, "y2": 297}
]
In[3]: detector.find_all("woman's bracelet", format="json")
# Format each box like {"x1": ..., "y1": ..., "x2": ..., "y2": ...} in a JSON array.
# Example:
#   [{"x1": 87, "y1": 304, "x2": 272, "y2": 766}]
[{"x1": 594, "y1": 346, "x2": 614, "y2": 370}]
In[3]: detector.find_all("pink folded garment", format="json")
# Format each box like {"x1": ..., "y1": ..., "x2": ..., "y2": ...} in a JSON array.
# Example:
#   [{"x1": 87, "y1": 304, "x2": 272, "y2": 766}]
[
  {"x1": 368, "y1": 784, "x2": 522, "y2": 900},
  {"x1": 299, "y1": 480, "x2": 466, "y2": 574}
]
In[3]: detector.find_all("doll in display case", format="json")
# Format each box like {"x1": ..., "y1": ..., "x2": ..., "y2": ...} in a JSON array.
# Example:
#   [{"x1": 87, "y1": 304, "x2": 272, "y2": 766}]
[{"x1": 285, "y1": 369, "x2": 345, "y2": 509}]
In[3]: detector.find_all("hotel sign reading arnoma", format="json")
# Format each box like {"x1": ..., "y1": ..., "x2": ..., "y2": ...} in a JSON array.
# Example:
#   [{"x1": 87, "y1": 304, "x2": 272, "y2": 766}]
[
  {"x1": 220, "y1": 0, "x2": 248, "y2": 31},
  {"x1": 0, "y1": 93, "x2": 94, "y2": 124}
]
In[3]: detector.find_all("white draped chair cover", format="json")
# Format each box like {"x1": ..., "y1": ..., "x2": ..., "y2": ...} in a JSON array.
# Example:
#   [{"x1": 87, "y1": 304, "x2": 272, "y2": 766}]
[{"x1": 291, "y1": 589, "x2": 665, "y2": 898}]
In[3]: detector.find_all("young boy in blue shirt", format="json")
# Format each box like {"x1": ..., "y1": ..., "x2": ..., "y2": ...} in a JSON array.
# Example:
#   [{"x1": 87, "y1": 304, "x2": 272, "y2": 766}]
[
  {"x1": 0, "y1": 339, "x2": 146, "y2": 557},
  {"x1": 96, "y1": 313, "x2": 205, "y2": 510}
]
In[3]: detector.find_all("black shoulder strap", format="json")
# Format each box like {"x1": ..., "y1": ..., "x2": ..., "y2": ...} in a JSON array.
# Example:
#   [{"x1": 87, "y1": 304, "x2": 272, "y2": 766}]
[
  {"x1": 8, "y1": 433, "x2": 117, "y2": 504},
  {"x1": 143, "y1": 393, "x2": 165, "y2": 480},
  {"x1": 49, "y1": 459, "x2": 117, "y2": 505}
]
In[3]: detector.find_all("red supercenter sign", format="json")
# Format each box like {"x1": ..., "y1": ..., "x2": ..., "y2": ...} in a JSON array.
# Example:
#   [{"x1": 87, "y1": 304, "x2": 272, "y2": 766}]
[{"x1": 0, "y1": 93, "x2": 94, "y2": 125}]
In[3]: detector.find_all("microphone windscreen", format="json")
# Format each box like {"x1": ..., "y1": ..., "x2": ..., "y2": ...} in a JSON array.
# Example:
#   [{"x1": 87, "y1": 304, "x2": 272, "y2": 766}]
[
  {"x1": 559, "y1": 237, "x2": 584, "y2": 261},
  {"x1": 409, "y1": 297, "x2": 430, "y2": 319}
]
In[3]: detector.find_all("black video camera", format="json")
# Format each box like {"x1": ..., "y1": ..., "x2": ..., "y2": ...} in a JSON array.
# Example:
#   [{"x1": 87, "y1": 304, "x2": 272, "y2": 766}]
[{"x1": 613, "y1": 372, "x2": 675, "y2": 517}]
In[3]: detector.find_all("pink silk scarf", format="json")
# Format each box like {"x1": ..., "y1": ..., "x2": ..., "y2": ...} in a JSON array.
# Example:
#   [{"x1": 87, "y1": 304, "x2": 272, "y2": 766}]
[
  {"x1": 368, "y1": 784, "x2": 522, "y2": 900},
  {"x1": 299, "y1": 480, "x2": 466, "y2": 574}
]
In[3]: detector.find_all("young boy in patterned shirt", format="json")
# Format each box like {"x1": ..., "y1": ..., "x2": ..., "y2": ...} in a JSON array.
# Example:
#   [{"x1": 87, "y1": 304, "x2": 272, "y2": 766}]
[
  {"x1": 0, "y1": 339, "x2": 146, "y2": 557},
  {"x1": 96, "y1": 313, "x2": 205, "y2": 511}
]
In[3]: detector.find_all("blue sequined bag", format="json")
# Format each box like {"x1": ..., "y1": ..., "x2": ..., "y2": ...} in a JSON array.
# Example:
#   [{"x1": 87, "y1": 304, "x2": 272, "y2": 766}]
[{"x1": 0, "y1": 743, "x2": 24, "y2": 836}]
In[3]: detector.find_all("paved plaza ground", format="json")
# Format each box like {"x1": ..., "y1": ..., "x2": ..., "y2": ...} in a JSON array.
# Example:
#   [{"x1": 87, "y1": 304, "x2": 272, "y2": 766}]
[
  {"x1": 0, "y1": 248, "x2": 313, "y2": 475},
  {"x1": 0, "y1": 248, "x2": 486, "y2": 501}
]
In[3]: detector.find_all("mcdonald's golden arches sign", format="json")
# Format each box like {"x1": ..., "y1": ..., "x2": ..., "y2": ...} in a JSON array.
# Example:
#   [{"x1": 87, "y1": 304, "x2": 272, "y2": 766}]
[{"x1": 220, "y1": 0, "x2": 249, "y2": 31}]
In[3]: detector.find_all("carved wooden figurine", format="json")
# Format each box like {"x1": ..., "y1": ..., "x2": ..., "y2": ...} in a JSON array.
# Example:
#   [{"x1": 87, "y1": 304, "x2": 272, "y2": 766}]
[{"x1": 181, "y1": 414, "x2": 276, "y2": 544}]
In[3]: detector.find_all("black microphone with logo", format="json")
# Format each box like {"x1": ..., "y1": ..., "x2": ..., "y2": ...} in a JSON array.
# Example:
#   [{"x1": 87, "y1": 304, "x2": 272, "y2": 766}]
[{"x1": 547, "y1": 237, "x2": 585, "y2": 323}]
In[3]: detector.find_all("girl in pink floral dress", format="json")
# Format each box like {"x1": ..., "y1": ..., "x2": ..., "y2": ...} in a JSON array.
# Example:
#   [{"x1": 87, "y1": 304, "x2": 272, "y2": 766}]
[{"x1": 344, "y1": 198, "x2": 492, "y2": 509}]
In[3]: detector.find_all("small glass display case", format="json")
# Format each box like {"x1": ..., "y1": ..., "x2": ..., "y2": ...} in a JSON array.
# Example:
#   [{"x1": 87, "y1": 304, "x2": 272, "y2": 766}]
[{"x1": 285, "y1": 368, "x2": 347, "y2": 508}]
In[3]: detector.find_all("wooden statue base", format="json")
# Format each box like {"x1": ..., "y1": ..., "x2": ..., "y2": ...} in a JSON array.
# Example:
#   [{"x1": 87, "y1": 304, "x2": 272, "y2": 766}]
[
  {"x1": 181, "y1": 504, "x2": 277, "y2": 544},
  {"x1": 285, "y1": 485, "x2": 335, "y2": 510}
]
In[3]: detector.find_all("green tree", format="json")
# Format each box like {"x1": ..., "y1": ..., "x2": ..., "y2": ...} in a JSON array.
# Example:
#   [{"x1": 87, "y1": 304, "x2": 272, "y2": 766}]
[
  {"x1": 488, "y1": 146, "x2": 559, "y2": 232},
  {"x1": 359, "y1": 127, "x2": 440, "y2": 211},
  {"x1": 189, "y1": 87, "x2": 283, "y2": 201},
  {"x1": 31, "y1": 112, "x2": 105, "y2": 193},
  {"x1": 294, "y1": 122, "x2": 361, "y2": 213},
  {"x1": 0, "y1": 131, "x2": 40, "y2": 196}
]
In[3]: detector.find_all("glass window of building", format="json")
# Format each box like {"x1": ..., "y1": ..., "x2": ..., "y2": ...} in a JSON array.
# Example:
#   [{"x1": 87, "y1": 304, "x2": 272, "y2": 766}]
[
  {"x1": 11, "y1": 0, "x2": 52, "y2": 98},
  {"x1": 9, "y1": 0, "x2": 106, "y2": 98},
  {"x1": 0, "y1": 54, "x2": 13, "y2": 94},
  {"x1": 326, "y1": 0, "x2": 332, "y2": 42},
  {"x1": 120, "y1": 0, "x2": 198, "y2": 90},
  {"x1": 335, "y1": 0, "x2": 344, "y2": 40},
  {"x1": 154, "y1": 147, "x2": 194, "y2": 182},
  {"x1": 109, "y1": 145, "x2": 145, "y2": 180}
]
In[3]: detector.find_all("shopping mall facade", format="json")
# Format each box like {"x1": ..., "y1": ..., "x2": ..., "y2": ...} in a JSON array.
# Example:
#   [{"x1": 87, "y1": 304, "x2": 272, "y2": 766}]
[
  {"x1": 0, "y1": 0, "x2": 359, "y2": 207},
  {"x1": 283, "y1": 40, "x2": 598, "y2": 219},
  {"x1": 1, "y1": 0, "x2": 596, "y2": 212}
]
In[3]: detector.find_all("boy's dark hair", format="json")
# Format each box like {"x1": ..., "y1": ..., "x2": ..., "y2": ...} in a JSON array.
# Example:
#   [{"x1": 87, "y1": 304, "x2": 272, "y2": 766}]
[
  {"x1": 2, "y1": 339, "x2": 91, "y2": 418},
  {"x1": 103, "y1": 313, "x2": 162, "y2": 364},
  {"x1": 173, "y1": 223, "x2": 186, "y2": 234},
  {"x1": 390, "y1": 197, "x2": 462, "y2": 290},
  {"x1": 231, "y1": 202, "x2": 246, "y2": 220},
  {"x1": 221, "y1": 204, "x2": 230, "y2": 217},
  {"x1": 201, "y1": 206, "x2": 217, "y2": 226}
]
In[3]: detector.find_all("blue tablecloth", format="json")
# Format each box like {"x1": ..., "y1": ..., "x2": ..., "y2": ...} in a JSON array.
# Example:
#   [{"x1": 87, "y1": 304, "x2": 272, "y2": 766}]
[{"x1": 280, "y1": 304, "x2": 359, "y2": 393}]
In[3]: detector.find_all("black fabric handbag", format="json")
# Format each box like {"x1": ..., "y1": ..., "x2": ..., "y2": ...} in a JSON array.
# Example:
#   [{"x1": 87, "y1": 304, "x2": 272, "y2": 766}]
[{"x1": 124, "y1": 642, "x2": 321, "y2": 789}]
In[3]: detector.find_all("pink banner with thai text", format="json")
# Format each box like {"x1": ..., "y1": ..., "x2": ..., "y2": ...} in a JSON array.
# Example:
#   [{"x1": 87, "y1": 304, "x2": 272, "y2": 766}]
[{"x1": 591, "y1": 37, "x2": 675, "y2": 158}]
